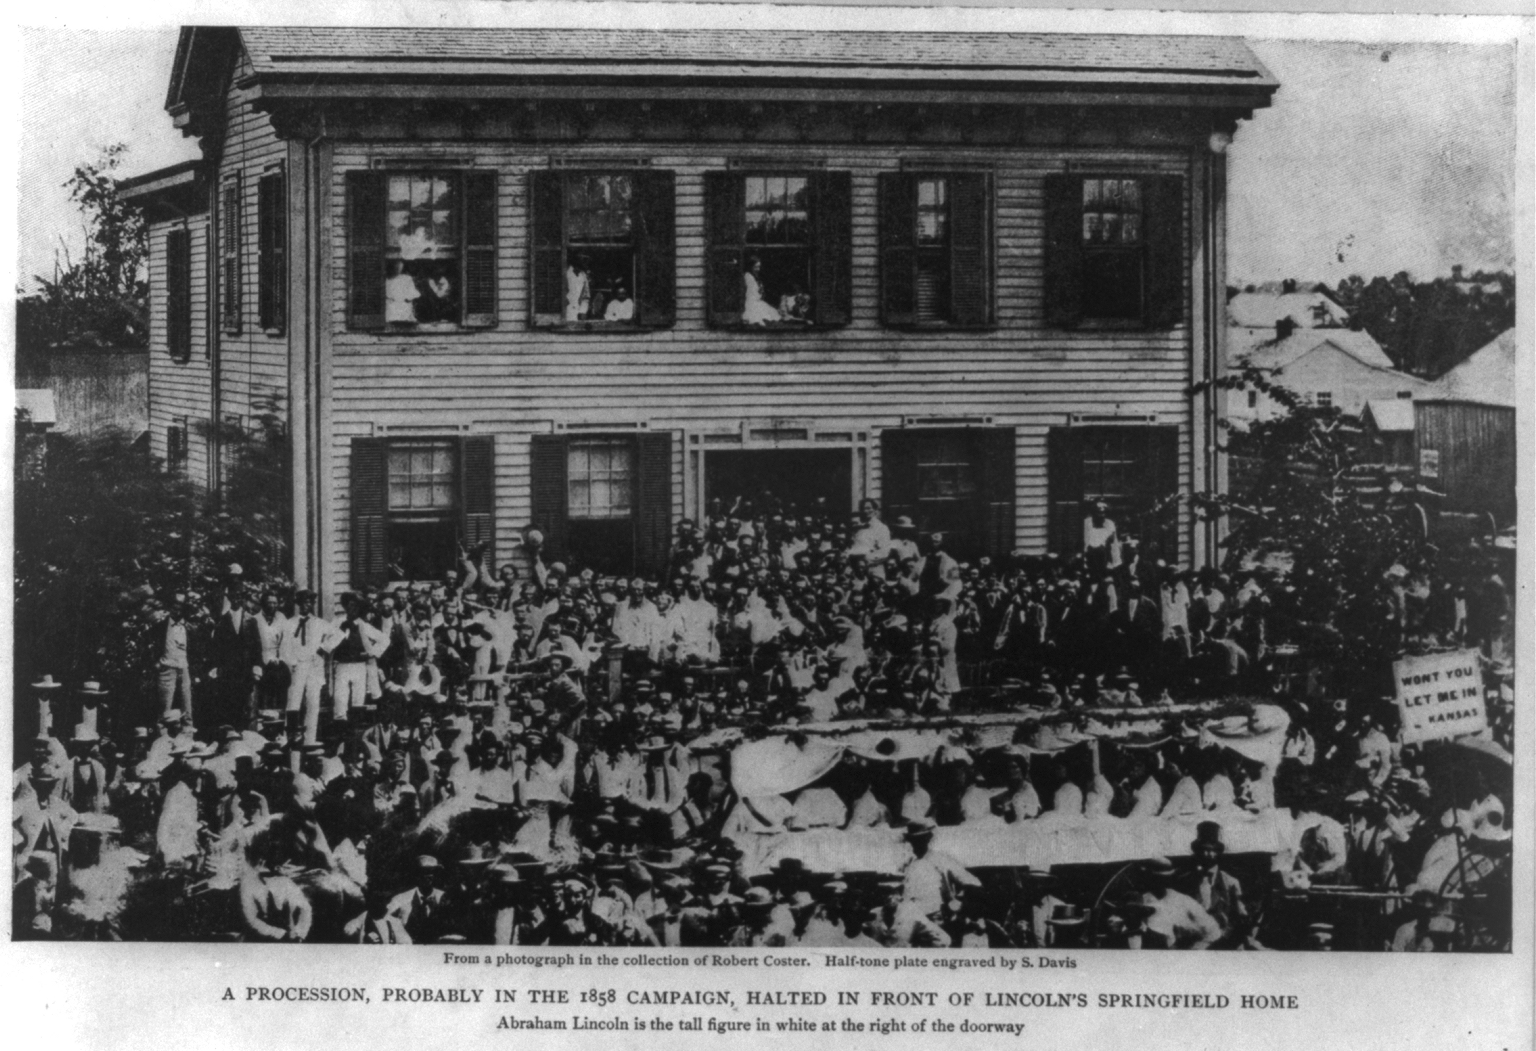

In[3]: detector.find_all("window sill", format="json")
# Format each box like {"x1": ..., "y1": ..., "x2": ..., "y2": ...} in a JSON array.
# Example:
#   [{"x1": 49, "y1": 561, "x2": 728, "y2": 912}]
[
  {"x1": 712, "y1": 320, "x2": 843, "y2": 332},
  {"x1": 533, "y1": 320, "x2": 662, "y2": 333},
  {"x1": 884, "y1": 322, "x2": 998, "y2": 333},
  {"x1": 1052, "y1": 317, "x2": 1170, "y2": 332}
]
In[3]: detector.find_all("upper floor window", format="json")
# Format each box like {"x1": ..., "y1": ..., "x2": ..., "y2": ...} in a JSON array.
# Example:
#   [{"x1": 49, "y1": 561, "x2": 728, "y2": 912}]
[
  {"x1": 164, "y1": 226, "x2": 193, "y2": 362},
  {"x1": 879, "y1": 171, "x2": 993, "y2": 329},
  {"x1": 1315, "y1": 391, "x2": 1333, "y2": 409},
  {"x1": 705, "y1": 170, "x2": 850, "y2": 328},
  {"x1": 346, "y1": 169, "x2": 498, "y2": 331},
  {"x1": 219, "y1": 175, "x2": 241, "y2": 335},
  {"x1": 1043, "y1": 172, "x2": 1183, "y2": 330},
  {"x1": 531, "y1": 169, "x2": 674, "y2": 329},
  {"x1": 257, "y1": 167, "x2": 286, "y2": 333}
]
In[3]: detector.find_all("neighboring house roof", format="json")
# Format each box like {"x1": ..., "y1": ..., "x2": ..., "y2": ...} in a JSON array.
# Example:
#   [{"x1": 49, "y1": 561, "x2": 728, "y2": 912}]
[
  {"x1": 1232, "y1": 328, "x2": 1398, "y2": 373},
  {"x1": 1226, "y1": 290, "x2": 1348, "y2": 329},
  {"x1": 16, "y1": 389, "x2": 58, "y2": 427},
  {"x1": 1362, "y1": 399, "x2": 1415, "y2": 433},
  {"x1": 1425, "y1": 329, "x2": 1517, "y2": 409},
  {"x1": 168, "y1": 27, "x2": 1276, "y2": 101}
]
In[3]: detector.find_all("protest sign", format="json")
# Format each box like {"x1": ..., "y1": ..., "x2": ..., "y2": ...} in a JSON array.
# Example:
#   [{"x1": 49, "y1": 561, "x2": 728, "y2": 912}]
[{"x1": 1393, "y1": 649, "x2": 1488, "y2": 744}]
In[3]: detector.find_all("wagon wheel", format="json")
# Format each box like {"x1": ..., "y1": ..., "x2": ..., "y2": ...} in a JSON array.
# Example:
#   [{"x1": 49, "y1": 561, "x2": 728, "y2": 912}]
[
  {"x1": 1439, "y1": 840, "x2": 1512, "y2": 952},
  {"x1": 1088, "y1": 861, "x2": 1140, "y2": 947}
]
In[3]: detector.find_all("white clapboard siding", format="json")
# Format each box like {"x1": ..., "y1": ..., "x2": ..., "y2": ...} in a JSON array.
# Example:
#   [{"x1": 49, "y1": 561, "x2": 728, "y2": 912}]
[
  {"x1": 147, "y1": 216, "x2": 213, "y2": 485},
  {"x1": 215, "y1": 46, "x2": 289, "y2": 428},
  {"x1": 313, "y1": 140, "x2": 1200, "y2": 596}
]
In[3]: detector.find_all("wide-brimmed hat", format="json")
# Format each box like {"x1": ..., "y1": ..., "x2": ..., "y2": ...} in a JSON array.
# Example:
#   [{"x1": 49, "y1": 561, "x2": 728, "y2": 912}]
[
  {"x1": 31, "y1": 675, "x2": 63, "y2": 691},
  {"x1": 741, "y1": 887, "x2": 776, "y2": 911},
  {"x1": 1140, "y1": 856, "x2": 1177, "y2": 878},
  {"x1": 904, "y1": 818, "x2": 937, "y2": 841},
  {"x1": 1046, "y1": 903, "x2": 1089, "y2": 927},
  {"x1": 78, "y1": 681, "x2": 109, "y2": 698}
]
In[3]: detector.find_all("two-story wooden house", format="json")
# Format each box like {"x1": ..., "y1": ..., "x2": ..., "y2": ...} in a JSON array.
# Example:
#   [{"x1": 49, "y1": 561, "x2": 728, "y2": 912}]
[{"x1": 122, "y1": 26, "x2": 1277, "y2": 602}]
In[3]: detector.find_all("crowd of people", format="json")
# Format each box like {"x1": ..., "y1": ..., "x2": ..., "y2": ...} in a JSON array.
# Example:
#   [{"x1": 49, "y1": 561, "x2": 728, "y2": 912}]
[{"x1": 12, "y1": 497, "x2": 1514, "y2": 949}]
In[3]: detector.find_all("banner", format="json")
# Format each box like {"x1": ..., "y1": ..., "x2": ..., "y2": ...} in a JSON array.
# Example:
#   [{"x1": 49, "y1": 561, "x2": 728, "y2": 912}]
[{"x1": 1393, "y1": 649, "x2": 1487, "y2": 744}]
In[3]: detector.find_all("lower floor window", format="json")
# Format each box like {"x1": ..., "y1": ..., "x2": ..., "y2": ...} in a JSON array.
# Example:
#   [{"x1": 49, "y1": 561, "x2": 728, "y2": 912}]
[
  {"x1": 1048, "y1": 425, "x2": 1180, "y2": 564},
  {"x1": 351, "y1": 435, "x2": 495, "y2": 587}
]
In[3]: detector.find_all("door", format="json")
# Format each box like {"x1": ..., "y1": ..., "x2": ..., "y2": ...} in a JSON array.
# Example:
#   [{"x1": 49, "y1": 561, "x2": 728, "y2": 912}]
[{"x1": 705, "y1": 448, "x2": 853, "y2": 521}]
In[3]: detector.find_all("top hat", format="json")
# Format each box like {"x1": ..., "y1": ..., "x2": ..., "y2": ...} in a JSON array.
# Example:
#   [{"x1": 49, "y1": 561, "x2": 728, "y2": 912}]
[{"x1": 1192, "y1": 821, "x2": 1226, "y2": 853}]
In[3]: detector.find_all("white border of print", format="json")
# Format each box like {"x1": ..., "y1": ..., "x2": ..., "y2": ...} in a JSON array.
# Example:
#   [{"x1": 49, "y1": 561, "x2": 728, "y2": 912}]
[{"x1": 1, "y1": 4, "x2": 1530, "y2": 1051}]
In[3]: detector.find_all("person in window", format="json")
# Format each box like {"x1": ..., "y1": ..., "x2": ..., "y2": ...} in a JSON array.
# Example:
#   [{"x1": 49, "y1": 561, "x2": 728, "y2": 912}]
[
  {"x1": 385, "y1": 260, "x2": 421, "y2": 324},
  {"x1": 778, "y1": 284, "x2": 812, "y2": 323},
  {"x1": 741, "y1": 256, "x2": 780, "y2": 326},
  {"x1": 603, "y1": 282, "x2": 635, "y2": 322},
  {"x1": 1083, "y1": 500, "x2": 1119, "y2": 578},
  {"x1": 423, "y1": 267, "x2": 455, "y2": 323},
  {"x1": 565, "y1": 253, "x2": 592, "y2": 322}
]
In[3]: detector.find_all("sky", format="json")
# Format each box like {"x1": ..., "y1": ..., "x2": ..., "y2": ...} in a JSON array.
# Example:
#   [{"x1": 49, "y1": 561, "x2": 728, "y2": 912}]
[{"x1": 10, "y1": 12, "x2": 1521, "y2": 292}]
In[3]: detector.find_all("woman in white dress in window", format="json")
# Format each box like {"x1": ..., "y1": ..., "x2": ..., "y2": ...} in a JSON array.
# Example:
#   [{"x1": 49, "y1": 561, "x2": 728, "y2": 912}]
[{"x1": 741, "y1": 256, "x2": 781, "y2": 325}]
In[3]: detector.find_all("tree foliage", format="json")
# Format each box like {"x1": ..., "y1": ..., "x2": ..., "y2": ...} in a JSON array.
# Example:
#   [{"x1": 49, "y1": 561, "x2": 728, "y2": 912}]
[
  {"x1": 1324, "y1": 268, "x2": 1514, "y2": 379},
  {"x1": 1191, "y1": 366, "x2": 1445, "y2": 697},
  {"x1": 13, "y1": 421, "x2": 292, "y2": 708},
  {"x1": 15, "y1": 143, "x2": 149, "y2": 357}
]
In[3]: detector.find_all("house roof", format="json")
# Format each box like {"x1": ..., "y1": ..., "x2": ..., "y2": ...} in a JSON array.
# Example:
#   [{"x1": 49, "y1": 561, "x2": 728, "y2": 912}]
[
  {"x1": 1425, "y1": 329, "x2": 1518, "y2": 409},
  {"x1": 1362, "y1": 399, "x2": 1415, "y2": 433},
  {"x1": 1231, "y1": 328, "x2": 1397, "y2": 373},
  {"x1": 1226, "y1": 290, "x2": 1348, "y2": 329},
  {"x1": 16, "y1": 389, "x2": 58, "y2": 427},
  {"x1": 164, "y1": 27, "x2": 1277, "y2": 106}
]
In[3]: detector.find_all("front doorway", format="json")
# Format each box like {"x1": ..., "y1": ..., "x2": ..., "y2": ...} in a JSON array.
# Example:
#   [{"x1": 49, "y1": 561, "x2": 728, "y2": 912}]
[{"x1": 705, "y1": 448, "x2": 853, "y2": 521}]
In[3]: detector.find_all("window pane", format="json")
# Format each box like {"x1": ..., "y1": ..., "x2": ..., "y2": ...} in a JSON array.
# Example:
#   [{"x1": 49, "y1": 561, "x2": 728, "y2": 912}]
[
  {"x1": 1083, "y1": 179, "x2": 1102, "y2": 207},
  {"x1": 568, "y1": 440, "x2": 634, "y2": 519},
  {"x1": 386, "y1": 441, "x2": 457, "y2": 511},
  {"x1": 1120, "y1": 213, "x2": 1141, "y2": 245},
  {"x1": 1083, "y1": 213, "x2": 1103, "y2": 243},
  {"x1": 1120, "y1": 179, "x2": 1142, "y2": 212}
]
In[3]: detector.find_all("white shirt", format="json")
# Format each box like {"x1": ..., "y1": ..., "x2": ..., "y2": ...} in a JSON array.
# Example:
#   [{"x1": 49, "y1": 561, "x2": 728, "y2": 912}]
[{"x1": 604, "y1": 296, "x2": 635, "y2": 322}]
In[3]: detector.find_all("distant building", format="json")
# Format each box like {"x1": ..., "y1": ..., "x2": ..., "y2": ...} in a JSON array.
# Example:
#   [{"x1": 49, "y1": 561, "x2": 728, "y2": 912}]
[
  {"x1": 1414, "y1": 330, "x2": 1517, "y2": 526},
  {"x1": 14, "y1": 347, "x2": 149, "y2": 439},
  {"x1": 1227, "y1": 286, "x2": 1349, "y2": 331},
  {"x1": 1360, "y1": 398, "x2": 1415, "y2": 467},
  {"x1": 15, "y1": 389, "x2": 57, "y2": 479},
  {"x1": 1225, "y1": 327, "x2": 1428, "y2": 424}
]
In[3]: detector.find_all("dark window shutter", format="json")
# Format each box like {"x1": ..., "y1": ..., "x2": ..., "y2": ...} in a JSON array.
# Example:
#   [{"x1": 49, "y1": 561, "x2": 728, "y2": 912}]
[
  {"x1": 257, "y1": 169, "x2": 286, "y2": 333},
  {"x1": 459, "y1": 434, "x2": 496, "y2": 565},
  {"x1": 978, "y1": 426, "x2": 1016, "y2": 557},
  {"x1": 220, "y1": 174, "x2": 242, "y2": 334},
  {"x1": 1042, "y1": 174, "x2": 1085, "y2": 330},
  {"x1": 704, "y1": 171, "x2": 745, "y2": 328},
  {"x1": 462, "y1": 170, "x2": 499, "y2": 328},
  {"x1": 879, "y1": 172, "x2": 916, "y2": 327},
  {"x1": 811, "y1": 171, "x2": 852, "y2": 327},
  {"x1": 635, "y1": 432, "x2": 673, "y2": 577},
  {"x1": 529, "y1": 434, "x2": 569, "y2": 564},
  {"x1": 1046, "y1": 426, "x2": 1085, "y2": 553},
  {"x1": 350, "y1": 437, "x2": 389, "y2": 588},
  {"x1": 634, "y1": 169, "x2": 677, "y2": 329},
  {"x1": 948, "y1": 172, "x2": 993, "y2": 328},
  {"x1": 879, "y1": 428, "x2": 920, "y2": 529},
  {"x1": 165, "y1": 227, "x2": 192, "y2": 362},
  {"x1": 529, "y1": 170, "x2": 565, "y2": 326},
  {"x1": 1142, "y1": 175, "x2": 1185, "y2": 330},
  {"x1": 346, "y1": 171, "x2": 386, "y2": 331}
]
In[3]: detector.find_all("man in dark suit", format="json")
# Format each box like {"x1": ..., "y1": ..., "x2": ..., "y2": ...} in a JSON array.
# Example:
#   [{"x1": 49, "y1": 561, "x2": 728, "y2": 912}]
[{"x1": 211, "y1": 591, "x2": 257, "y2": 729}]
